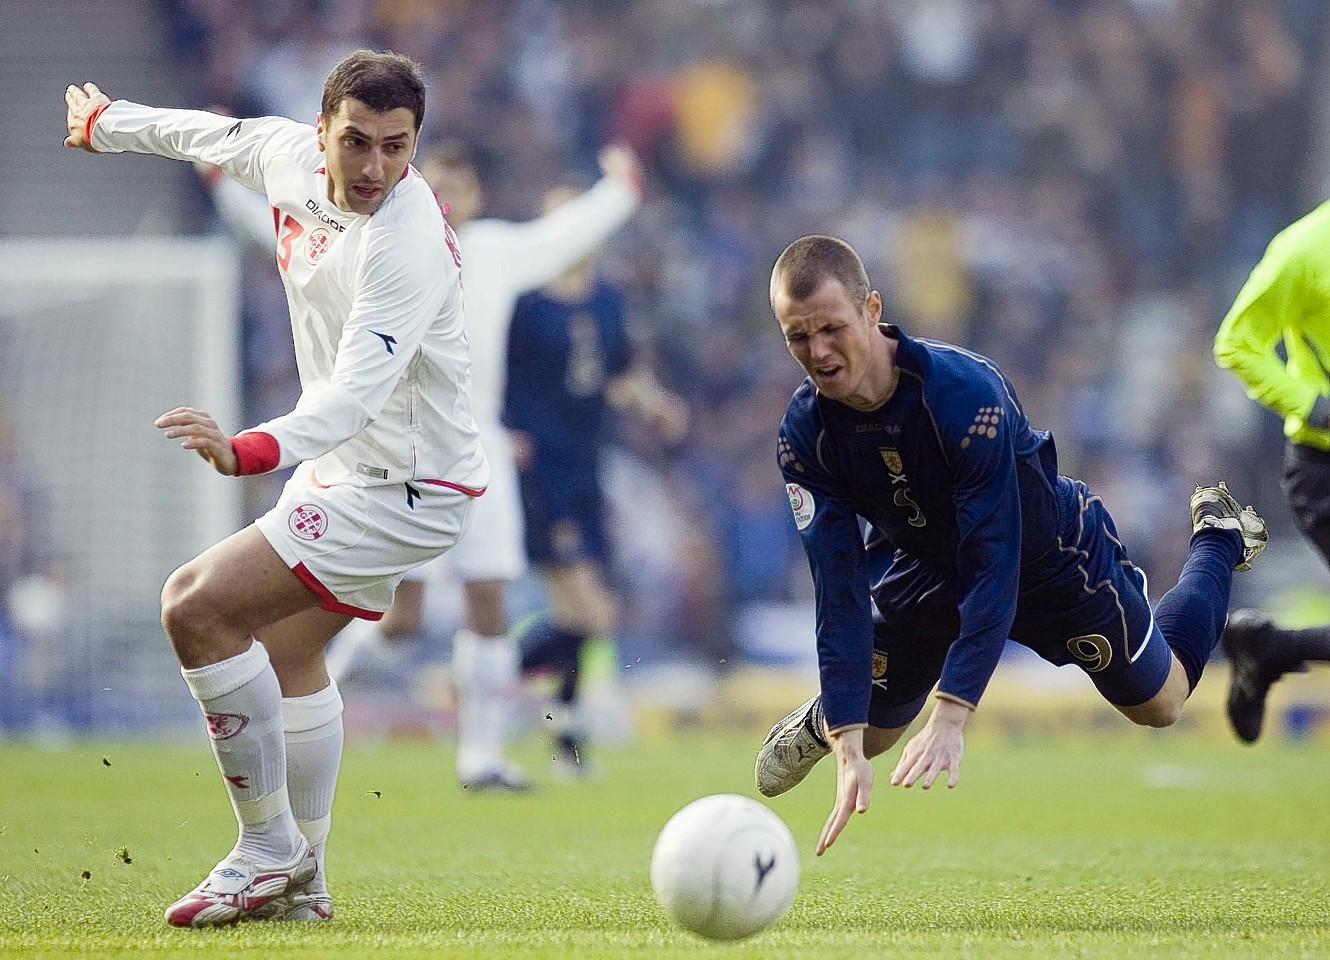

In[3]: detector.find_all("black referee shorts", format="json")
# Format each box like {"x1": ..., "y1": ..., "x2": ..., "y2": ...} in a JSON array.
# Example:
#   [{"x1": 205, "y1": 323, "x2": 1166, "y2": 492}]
[{"x1": 1284, "y1": 441, "x2": 1330, "y2": 570}]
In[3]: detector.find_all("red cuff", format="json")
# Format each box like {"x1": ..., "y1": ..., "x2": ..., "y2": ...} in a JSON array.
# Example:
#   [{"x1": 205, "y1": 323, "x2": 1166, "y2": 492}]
[
  {"x1": 84, "y1": 101, "x2": 111, "y2": 148},
  {"x1": 229, "y1": 432, "x2": 281, "y2": 476}
]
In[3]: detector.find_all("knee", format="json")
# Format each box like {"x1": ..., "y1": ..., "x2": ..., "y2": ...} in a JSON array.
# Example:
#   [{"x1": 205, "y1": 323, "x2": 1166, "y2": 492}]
[
  {"x1": 160, "y1": 564, "x2": 203, "y2": 643},
  {"x1": 160, "y1": 563, "x2": 235, "y2": 665},
  {"x1": 1125, "y1": 698, "x2": 1184, "y2": 729},
  {"x1": 863, "y1": 725, "x2": 907, "y2": 758}
]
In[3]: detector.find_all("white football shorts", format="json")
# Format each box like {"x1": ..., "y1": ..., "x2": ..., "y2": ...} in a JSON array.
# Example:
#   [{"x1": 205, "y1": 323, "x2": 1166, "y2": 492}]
[
  {"x1": 404, "y1": 424, "x2": 526, "y2": 584},
  {"x1": 256, "y1": 460, "x2": 478, "y2": 619}
]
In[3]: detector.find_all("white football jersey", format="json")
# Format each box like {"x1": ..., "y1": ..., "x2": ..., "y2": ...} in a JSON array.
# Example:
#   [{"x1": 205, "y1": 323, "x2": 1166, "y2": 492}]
[
  {"x1": 199, "y1": 150, "x2": 639, "y2": 433},
  {"x1": 91, "y1": 102, "x2": 488, "y2": 494}
]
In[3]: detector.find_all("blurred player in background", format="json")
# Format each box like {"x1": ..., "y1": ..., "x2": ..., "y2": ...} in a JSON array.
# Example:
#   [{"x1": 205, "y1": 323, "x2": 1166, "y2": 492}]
[
  {"x1": 200, "y1": 141, "x2": 643, "y2": 790},
  {"x1": 505, "y1": 186, "x2": 687, "y2": 778},
  {"x1": 325, "y1": 143, "x2": 643, "y2": 789},
  {"x1": 64, "y1": 51, "x2": 487, "y2": 924},
  {"x1": 1213, "y1": 202, "x2": 1330, "y2": 743},
  {"x1": 755, "y1": 236, "x2": 1267, "y2": 855}
]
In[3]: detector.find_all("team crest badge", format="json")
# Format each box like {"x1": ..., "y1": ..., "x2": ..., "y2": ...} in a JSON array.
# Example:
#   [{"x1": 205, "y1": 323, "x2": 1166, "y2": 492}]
[
  {"x1": 306, "y1": 227, "x2": 332, "y2": 264},
  {"x1": 880, "y1": 449, "x2": 903, "y2": 474},
  {"x1": 872, "y1": 651, "x2": 888, "y2": 679},
  {"x1": 288, "y1": 503, "x2": 328, "y2": 541},
  {"x1": 205, "y1": 712, "x2": 248, "y2": 740}
]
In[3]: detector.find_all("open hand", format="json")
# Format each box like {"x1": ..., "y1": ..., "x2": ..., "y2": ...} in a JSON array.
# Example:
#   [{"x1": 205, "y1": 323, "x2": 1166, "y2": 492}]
[
  {"x1": 64, "y1": 82, "x2": 111, "y2": 152},
  {"x1": 598, "y1": 143, "x2": 644, "y2": 191},
  {"x1": 156, "y1": 407, "x2": 239, "y2": 476},
  {"x1": 816, "y1": 728, "x2": 873, "y2": 856},
  {"x1": 889, "y1": 698, "x2": 969, "y2": 790}
]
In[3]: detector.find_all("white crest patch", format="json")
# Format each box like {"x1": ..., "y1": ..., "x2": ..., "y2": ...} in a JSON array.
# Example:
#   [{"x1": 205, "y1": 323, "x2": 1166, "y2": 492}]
[{"x1": 786, "y1": 483, "x2": 815, "y2": 530}]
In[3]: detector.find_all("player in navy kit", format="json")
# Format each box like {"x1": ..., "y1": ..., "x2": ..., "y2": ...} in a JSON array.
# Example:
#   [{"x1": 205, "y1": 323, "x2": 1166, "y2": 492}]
[
  {"x1": 505, "y1": 186, "x2": 686, "y2": 776},
  {"x1": 754, "y1": 236, "x2": 1269, "y2": 856}
]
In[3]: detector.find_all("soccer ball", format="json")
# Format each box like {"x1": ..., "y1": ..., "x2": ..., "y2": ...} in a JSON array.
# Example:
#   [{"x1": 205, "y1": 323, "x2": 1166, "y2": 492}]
[{"x1": 649, "y1": 793, "x2": 799, "y2": 941}]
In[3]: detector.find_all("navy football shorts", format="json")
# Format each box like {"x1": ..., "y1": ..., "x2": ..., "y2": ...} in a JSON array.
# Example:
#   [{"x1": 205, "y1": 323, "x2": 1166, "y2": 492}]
[
  {"x1": 518, "y1": 462, "x2": 610, "y2": 567},
  {"x1": 865, "y1": 483, "x2": 1171, "y2": 729}
]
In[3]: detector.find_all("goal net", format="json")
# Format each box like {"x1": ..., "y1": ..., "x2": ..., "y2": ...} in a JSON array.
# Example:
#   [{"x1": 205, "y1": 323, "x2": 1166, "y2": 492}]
[{"x1": 0, "y1": 238, "x2": 242, "y2": 731}]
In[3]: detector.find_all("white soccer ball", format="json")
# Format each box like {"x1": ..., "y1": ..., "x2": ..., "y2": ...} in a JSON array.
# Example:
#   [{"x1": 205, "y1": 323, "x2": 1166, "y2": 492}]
[{"x1": 650, "y1": 793, "x2": 800, "y2": 941}]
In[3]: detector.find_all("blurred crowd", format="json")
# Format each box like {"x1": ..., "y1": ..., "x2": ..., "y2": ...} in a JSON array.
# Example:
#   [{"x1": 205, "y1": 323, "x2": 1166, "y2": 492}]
[{"x1": 155, "y1": 0, "x2": 1323, "y2": 665}]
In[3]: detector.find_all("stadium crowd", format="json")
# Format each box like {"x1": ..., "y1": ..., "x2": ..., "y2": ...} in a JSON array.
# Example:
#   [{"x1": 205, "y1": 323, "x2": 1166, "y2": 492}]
[{"x1": 153, "y1": 0, "x2": 1323, "y2": 666}]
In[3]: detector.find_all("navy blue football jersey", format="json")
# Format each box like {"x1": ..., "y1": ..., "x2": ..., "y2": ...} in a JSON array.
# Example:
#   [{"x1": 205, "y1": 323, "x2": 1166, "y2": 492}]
[
  {"x1": 504, "y1": 278, "x2": 632, "y2": 466},
  {"x1": 778, "y1": 325, "x2": 1069, "y2": 730}
]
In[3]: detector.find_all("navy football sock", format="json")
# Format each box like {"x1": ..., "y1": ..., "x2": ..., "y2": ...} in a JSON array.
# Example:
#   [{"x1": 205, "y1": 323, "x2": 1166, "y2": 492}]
[
  {"x1": 1267, "y1": 624, "x2": 1330, "y2": 664},
  {"x1": 1155, "y1": 529, "x2": 1242, "y2": 690},
  {"x1": 806, "y1": 697, "x2": 829, "y2": 748},
  {"x1": 518, "y1": 618, "x2": 585, "y2": 674}
]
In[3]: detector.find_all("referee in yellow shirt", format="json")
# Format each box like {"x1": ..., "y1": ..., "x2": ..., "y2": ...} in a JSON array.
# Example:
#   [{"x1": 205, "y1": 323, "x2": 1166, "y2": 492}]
[{"x1": 1214, "y1": 200, "x2": 1330, "y2": 743}]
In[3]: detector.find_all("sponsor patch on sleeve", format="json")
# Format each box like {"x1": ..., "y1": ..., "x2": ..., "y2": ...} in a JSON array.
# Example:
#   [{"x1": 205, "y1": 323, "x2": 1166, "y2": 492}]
[{"x1": 786, "y1": 483, "x2": 815, "y2": 530}]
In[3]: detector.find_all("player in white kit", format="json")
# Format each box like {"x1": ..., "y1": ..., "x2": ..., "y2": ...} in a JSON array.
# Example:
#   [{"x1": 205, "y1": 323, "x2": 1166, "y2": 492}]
[
  {"x1": 324, "y1": 141, "x2": 643, "y2": 788},
  {"x1": 64, "y1": 51, "x2": 485, "y2": 925},
  {"x1": 201, "y1": 141, "x2": 641, "y2": 789}
]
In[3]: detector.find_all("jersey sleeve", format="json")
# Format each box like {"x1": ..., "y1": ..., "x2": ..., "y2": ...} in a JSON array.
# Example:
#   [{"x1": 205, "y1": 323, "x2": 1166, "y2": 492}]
[
  {"x1": 479, "y1": 177, "x2": 639, "y2": 293},
  {"x1": 245, "y1": 225, "x2": 455, "y2": 469},
  {"x1": 932, "y1": 372, "x2": 1023, "y2": 708},
  {"x1": 90, "y1": 102, "x2": 318, "y2": 194},
  {"x1": 1213, "y1": 204, "x2": 1330, "y2": 422},
  {"x1": 779, "y1": 409, "x2": 875, "y2": 732}
]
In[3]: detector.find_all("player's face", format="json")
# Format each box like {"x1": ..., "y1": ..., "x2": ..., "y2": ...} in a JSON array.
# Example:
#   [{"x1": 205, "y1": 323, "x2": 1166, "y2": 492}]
[
  {"x1": 317, "y1": 98, "x2": 418, "y2": 215},
  {"x1": 775, "y1": 277, "x2": 885, "y2": 403}
]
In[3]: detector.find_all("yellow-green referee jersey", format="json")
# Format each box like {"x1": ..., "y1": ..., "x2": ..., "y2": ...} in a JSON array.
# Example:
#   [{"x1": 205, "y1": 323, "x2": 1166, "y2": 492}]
[{"x1": 1215, "y1": 200, "x2": 1330, "y2": 453}]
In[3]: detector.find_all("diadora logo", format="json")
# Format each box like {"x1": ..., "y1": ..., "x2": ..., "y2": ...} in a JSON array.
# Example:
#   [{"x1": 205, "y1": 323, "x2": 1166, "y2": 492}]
[
  {"x1": 306, "y1": 227, "x2": 331, "y2": 264},
  {"x1": 288, "y1": 503, "x2": 328, "y2": 541},
  {"x1": 205, "y1": 713, "x2": 248, "y2": 740},
  {"x1": 961, "y1": 406, "x2": 1002, "y2": 449},
  {"x1": 304, "y1": 198, "x2": 346, "y2": 232},
  {"x1": 370, "y1": 330, "x2": 397, "y2": 355}
]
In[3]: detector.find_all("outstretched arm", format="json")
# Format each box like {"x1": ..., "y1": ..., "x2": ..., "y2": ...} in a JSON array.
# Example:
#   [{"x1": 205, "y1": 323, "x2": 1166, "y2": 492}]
[
  {"x1": 488, "y1": 144, "x2": 643, "y2": 293},
  {"x1": 63, "y1": 81, "x2": 317, "y2": 193}
]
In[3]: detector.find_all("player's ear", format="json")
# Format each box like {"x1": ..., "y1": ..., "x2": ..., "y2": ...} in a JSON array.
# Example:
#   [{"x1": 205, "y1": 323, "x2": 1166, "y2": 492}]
[
  {"x1": 316, "y1": 113, "x2": 327, "y2": 151},
  {"x1": 865, "y1": 290, "x2": 882, "y2": 323}
]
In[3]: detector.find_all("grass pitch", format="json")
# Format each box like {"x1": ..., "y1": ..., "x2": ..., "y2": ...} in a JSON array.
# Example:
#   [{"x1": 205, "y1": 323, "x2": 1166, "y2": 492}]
[{"x1": 1, "y1": 732, "x2": 1328, "y2": 958}]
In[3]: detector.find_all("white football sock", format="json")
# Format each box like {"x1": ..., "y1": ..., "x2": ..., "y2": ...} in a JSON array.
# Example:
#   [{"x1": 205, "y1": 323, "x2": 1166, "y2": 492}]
[
  {"x1": 180, "y1": 640, "x2": 302, "y2": 863},
  {"x1": 323, "y1": 617, "x2": 384, "y2": 683},
  {"x1": 283, "y1": 681, "x2": 343, "y2": 894},
  {"x1": 452, "y1": 630, "x2": 520, "y2": 780}
]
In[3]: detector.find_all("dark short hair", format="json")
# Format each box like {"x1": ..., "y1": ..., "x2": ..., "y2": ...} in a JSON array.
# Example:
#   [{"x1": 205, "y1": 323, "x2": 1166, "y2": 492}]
[
  {"x1": 322, "y1": 50, "x2": 426, "y2": 130},
  {"x1": 770, "y1": 235, "x2": 870, "y2": 308}
]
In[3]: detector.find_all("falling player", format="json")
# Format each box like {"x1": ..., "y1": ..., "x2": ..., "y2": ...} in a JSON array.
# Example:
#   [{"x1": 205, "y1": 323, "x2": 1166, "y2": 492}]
[{"x1": 754, "y1": 236, "x2": 1268, "y2": 855}]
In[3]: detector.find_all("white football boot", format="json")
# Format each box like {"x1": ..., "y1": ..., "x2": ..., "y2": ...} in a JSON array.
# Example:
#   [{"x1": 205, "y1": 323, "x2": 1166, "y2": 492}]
[
  {"x1": 164, "y1": 839, "x2": 317, "y2": 927},
  {"x1": 754, "y1": 695, "x2": 829, "y2": 798}
]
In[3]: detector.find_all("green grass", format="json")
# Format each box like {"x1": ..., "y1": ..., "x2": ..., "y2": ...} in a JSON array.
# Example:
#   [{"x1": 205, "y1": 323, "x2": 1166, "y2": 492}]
[{"x1": 2, "y1": 734, "x2": 1329, "y2": 958}]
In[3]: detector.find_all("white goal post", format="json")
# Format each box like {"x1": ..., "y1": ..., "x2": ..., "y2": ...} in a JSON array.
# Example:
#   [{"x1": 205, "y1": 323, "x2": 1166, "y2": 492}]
[{"x1": 0, "y1": 238, "x2": 241, "y2": 727}]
